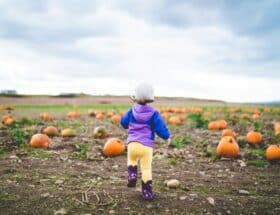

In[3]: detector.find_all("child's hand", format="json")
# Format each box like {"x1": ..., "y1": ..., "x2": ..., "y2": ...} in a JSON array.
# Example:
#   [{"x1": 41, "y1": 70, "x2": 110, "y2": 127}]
[{"x1": 165, "y1": 138, "x2": 171, "y2": 148}]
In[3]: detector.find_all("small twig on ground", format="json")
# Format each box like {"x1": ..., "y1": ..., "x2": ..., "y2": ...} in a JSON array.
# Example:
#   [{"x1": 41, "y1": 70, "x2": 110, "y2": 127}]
[
  {"x1": 86, "y1": 185, "x2": 93, "y2": 193},
  {"x1": 74, "y1": 197, "x2": 84, "y2": 205},
  {"x1": 103, "y1": 190, "x2": 113, "y2": 201},
  {"x1": 91, "y1": 191, "x2": 100, "y2": 203},
  {"x1": 81, "y1": 185, "x2": 93, "y2": 204},
  {"x1": 82, "y1": 192, "x2": 89, "y2": 203}
]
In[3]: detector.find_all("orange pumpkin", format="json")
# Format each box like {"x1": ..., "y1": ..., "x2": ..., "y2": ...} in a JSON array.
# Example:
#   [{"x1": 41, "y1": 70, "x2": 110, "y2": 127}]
[
  {"x1": 274, "y1": 123, "x2": 280, "y2": 136},
  {"x1": 4, "y1": 117, "x2": 15, "y2": 126},
  {"x1": 169, "y1": 108, "x2": 176, "y2": 113},
  {"x1": 106, "y1": 110, "x2": 115, "y2": 117},
  {"x1": 174, "y1": 108, "x2": 183, "y2": 114},
  {"x1": 166, "y1": 107, "x2": 173, "y2": 113},
  {"x1": 218, "y1": 120, "x2": 227, "y2": 129},
  {"x1": 40, "y1": 112, "x2": 53, "y2": 121},
  {"x1": 246, "y1": 131, "x2": 262, "y2": 144},
  {"x1": 94, "y1": 110, "x2": 104, "y2": 115},
  {"x1": 216, "y1": 136, "x2": 239, "y2": 158},
  {"x1": 193, "y1": 107, "x2": 202, "y2": 114},
  {"x1": 29, "y1": 134, "x2": 51, "y2": 148},
  {"x1": 61, "y1": 128, "x2": 76, "y2": 137},
  {"x1": 168, "y1": 116, "x2": 181, "y2": 125},
  {"x1": 0, "y1": 105, "x2": 6, "y2": 111},
  {"x1": 222, "y1": 129, "x2": 236, "y2": 138},
  {"x1": 229, "y1": 107, "x2": 238, "y2": 113},
  {"x1": 119, "y1": 110, "x2": 126, "y2": 116},
  {"x1": 111, "y1": 114, "x2": 121, "y2": 124},
  {"x1": 67, "y1": 111, "x2": 80, "y2": 118},
  {"x1": 181, "y1": 108, "x2": 188, "y2": 113},
  {"x1": 179, "y1": 114, "x2": 186, "y2": 121},
  {"x1": 103, "y1": 138, "x2": 125, "y2": 156},
  {"x1": 2, "y1": 114, "x2": 10, "y2": 122},
  {"x1": 161, "y1": 113, "x2": 169, "y2": 121},
  {"x1": 0, "y1": 106, "x2": 15, "y2": 111},
  {"x1": 264, "y1": 107, "x2": 270, "y2": 113},
  {"x1": 43, "y1": 126, "x2": 59, "y2": 137},
  {"x1": 252, "y1": 113, "x2": 260, "y2": 120},
  {"x1": 254, "y1": 109, "x2": 260, "y2": 115},
  {"x1": 208, "y1": 121, "x2": 220, "y2": 130},
  {"x1": 241, "y1": 114, "x2": 249, "y2": 120},
  {"x1": 96, "y1": 113, "x2": 105, "y2": 120},
  {"x1": 208, "y1": 120, "x2": 227, "y2": 130},
  {"x1": 265, "y1": 145, "x2": 280, "y2": 161}
]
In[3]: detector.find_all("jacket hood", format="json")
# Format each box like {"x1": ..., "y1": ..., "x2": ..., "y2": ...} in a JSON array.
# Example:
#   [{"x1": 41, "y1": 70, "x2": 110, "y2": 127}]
[{"x1": 132, "y1": 104, "x2": 155, "y2": 123}]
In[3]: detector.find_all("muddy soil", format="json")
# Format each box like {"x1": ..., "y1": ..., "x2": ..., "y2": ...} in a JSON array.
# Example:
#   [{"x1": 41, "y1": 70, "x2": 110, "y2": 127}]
[{"x1": 0, "y1": 111, "x2": 280, "y2": 215}]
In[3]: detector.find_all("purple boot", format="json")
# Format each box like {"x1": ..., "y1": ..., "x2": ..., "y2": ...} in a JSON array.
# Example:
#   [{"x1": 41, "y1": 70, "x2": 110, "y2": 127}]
[
  {"x1": 142, "y1": 180, "x2": 154, "y2": 200},
  {"x1": 127, "y1": 165, "x2": 137, "y2": 187}
]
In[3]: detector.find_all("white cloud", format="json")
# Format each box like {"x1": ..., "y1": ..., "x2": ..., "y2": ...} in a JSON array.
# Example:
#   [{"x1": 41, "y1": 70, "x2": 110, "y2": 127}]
[{"x1": 0, "y1": 1, "x2": 279, "y2": 103}]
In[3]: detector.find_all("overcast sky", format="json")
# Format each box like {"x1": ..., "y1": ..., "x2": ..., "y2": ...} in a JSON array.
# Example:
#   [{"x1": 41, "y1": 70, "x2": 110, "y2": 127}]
[{"x1": 0, "y1": 0, "x2": 279, "y2": 102}]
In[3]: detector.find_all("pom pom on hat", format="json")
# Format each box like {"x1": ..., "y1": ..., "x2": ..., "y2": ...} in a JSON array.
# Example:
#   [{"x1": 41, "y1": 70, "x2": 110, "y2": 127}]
[{"x1": 133, "y1": 83, "x2": 154, "y2": 103}]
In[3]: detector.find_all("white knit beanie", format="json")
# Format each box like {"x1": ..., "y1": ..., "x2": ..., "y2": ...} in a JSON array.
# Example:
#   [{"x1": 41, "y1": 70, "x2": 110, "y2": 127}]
[{"x1": 134, "y1": 83, "x2": 154, "y2": 103}]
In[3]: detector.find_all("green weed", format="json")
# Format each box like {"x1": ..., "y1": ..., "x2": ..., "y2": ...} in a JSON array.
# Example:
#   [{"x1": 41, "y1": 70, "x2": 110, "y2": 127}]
[
  {"x1": 247, "y1": 159, "x2": 268, "y2": 168},
  {"x1": 170, "y1": 136, "x2": 190, "y2": 149},
  {"x1": 253, "y1": 121, "x2": 261, "y2": 132},
  {"x1": 17, "y1": 117, "x2": 37, "y2": 126},
  {"x1": 27, "y1": 147, "x2": 51, "y2": 158},
  {"x1": 72, "y1": 143, "x2": 90, "y2": 159},
  {"x1": 0, "y1": 193, "x2": 18, "y2": 202},
  {"x1": 168, "y1": 157, "x2": 178, "y2": 165},
  {"x1": 7, "y1": 125, "x2": 29, "y2": 147},
  {"x1": 275, "y1": 134, "x2": 280, "y2": 143},
  {"x1": 0, "y1": 141, "x2": 6, "y2": 158},
  {"x1": 249, "y1": 148, "x2": 265, "y2": 157},
  {"x1": 187, "y1": 113, "x2": 208, "y2": 128}
]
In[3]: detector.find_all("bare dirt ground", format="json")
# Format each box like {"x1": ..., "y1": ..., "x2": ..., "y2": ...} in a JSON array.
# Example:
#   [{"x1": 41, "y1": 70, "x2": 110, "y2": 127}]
[{"x1": 0, "y1": 96, "x2": 279, "y2": 215}]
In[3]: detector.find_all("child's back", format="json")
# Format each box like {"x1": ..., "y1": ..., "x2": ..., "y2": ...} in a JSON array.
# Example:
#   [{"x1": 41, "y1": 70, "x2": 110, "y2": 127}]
[
  {"x1": 120, "y1": 83, "x2": 171, "y2": 200},
  {"x1": 121, "y1": 103, "x2": 170, "y2": 147}
]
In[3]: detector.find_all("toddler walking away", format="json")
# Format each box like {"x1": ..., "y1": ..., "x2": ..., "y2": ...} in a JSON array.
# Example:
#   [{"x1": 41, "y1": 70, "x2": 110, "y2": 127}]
[{"x1": 120, "y1": 83, "x2": 171, "y2": 200}]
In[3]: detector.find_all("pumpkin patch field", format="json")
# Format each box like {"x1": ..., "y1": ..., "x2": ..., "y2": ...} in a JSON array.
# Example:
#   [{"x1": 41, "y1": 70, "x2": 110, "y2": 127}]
[{"x1": 0, "y1": 97, "x2": 280, "y2": 214}]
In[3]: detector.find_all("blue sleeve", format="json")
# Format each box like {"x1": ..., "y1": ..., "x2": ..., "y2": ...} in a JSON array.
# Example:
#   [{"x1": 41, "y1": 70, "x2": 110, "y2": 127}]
[
  {"x1": 152, "y1": 111, "x2": 170, "y2": 139},
  {"x1": 120, "y1": 109, "x2": 132, "y2": 129}
]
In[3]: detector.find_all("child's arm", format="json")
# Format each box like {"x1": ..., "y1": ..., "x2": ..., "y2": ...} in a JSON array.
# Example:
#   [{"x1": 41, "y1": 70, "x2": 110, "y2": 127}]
[
  {"x1": 120, "y1": 109, "x2": 132, "y2": 129},
  {"x1": 152, "y1": 111, "x2": 171, "y2": 140}
]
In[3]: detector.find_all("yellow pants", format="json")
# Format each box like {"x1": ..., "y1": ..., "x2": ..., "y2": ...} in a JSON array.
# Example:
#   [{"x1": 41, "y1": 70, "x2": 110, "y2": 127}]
[{"x1": 127, "y1": 142, "x2": 153, "y2": 183}]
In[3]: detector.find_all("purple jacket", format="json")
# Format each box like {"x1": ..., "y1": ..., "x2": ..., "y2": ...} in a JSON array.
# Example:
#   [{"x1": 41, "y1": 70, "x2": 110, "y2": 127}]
[{"x1": 120, "y1": 104, "x2": 170, "y2": 147}]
